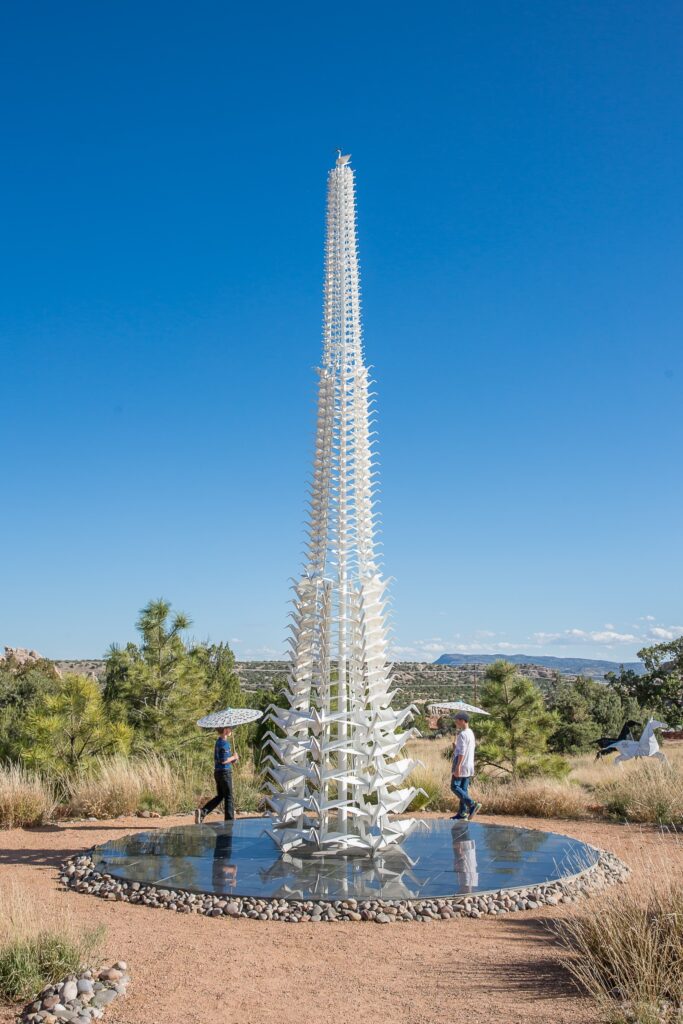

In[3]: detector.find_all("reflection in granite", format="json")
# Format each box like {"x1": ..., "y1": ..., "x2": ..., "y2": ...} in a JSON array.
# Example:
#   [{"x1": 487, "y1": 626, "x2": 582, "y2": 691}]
[{"x1": 92, "y1": 817, "x2": 599, "y2": 901}]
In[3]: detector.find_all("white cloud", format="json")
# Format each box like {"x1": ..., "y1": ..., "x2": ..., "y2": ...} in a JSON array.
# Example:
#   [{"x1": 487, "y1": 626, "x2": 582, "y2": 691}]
[
  {"x1": 390, "y1": 619, "x2": 682, "y2": 662},
  {"x1": 648, "y1": 626, "x2": 683, "y2": 641}
]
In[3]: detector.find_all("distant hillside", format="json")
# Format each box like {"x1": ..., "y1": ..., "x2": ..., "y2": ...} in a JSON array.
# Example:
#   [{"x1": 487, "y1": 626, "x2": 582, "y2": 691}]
[{"x1": 434, "y1": 653, "x2": 644, "y2": 678}]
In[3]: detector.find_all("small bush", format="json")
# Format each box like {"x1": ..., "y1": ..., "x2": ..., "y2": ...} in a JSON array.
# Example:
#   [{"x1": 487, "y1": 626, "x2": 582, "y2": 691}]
[
  {"x1": 0, "y1": 887, "x2": 103, "y2": 1003},
  {"x1": 557, "y1": 869, "x2": 683, "y2": 1024},
  {"x1": 473, "y1": 777, "x2": 592, "y2": 819},
  {"x1": 0, "y1": 765, "x2": 56, "y2": 829}
]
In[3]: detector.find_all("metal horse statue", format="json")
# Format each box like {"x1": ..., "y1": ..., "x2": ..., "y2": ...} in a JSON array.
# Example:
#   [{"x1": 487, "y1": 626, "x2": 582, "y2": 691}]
[
  {"x1": 601, "y1": 718, "x2": 669, "y2": 765},
  {"x1": 594, "y1": 719, "x2": 640, "y2": 760}
]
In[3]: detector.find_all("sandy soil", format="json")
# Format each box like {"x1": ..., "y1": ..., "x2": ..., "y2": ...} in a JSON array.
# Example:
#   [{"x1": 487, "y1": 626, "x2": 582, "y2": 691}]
[{"x1": 1, "y1": 813, "x2": 681, "y2": 1024}]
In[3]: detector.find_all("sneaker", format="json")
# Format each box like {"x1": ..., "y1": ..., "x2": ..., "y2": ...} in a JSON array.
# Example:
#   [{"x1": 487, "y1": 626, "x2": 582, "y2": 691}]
[
  {"x1": 450, "y1": 813, "x2": 469, "y2": 820},
  {"x1": 194, "y1": 807, "x2": 205, "y2": 825},
  {"x1": 469, "y1": 802, "x2": 483, "y2": 819}
]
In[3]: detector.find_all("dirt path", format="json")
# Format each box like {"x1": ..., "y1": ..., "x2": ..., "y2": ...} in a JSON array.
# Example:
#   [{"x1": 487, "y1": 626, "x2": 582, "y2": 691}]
[{"x1": 1, "y1": 814, "x2": 680, "y2": 1024}]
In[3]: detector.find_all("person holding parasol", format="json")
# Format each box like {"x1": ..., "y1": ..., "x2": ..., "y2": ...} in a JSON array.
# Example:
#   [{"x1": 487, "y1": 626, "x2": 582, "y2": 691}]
[{"x1": 194, "y1": 707, "x2": 262, "y2": 823}]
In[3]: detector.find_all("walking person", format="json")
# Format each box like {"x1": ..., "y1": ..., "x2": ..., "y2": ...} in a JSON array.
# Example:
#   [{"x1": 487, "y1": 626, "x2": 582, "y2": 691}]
[
  {"x1": 195, "y1": 726, "x2": 239, "y2": 823},
  {"x1": 450, "y1": 713, "x2": 482, "y2": 821}
]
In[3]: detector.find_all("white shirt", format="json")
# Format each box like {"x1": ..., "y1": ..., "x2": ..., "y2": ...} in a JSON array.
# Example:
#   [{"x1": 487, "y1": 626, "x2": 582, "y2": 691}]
[{"x1": 453, "y1": 726, "x2": 475, "y2": 777}]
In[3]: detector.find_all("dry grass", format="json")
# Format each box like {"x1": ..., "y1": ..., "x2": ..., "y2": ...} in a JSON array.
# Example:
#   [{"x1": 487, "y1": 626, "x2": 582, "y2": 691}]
[
  {"x1": 65, "y1": 753, "x2": 264, "y2": 818},
  {"x1": 0, "y1": 885, "x2": 103, "y2": 1003},
  {"x1": 406, "y1": 737, "x2": 683, "y2": 825},
  {"x1": 557, "y1": 844, "x2": 683, "y2": 1024},
  {"x1": 594, "y1": 761, "x2": 683, "y2": 827},
  {"x1": 0, "y1": 765, "x2": 56, "y2": 829},
  {"x1": 473, "y1": 777, "x2": 593, "y2": 818}
]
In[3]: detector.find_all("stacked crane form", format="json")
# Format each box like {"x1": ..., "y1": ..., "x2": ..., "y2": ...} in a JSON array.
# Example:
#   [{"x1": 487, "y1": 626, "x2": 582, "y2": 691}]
[{"x1": 264, "y1": 153, "x2": 423, "y2": 855}]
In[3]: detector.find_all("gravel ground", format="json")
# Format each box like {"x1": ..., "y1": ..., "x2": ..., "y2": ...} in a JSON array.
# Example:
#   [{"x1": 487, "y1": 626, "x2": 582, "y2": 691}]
[{"x1": 1, "y1": 813, "x2": 680, "y2": 1024}]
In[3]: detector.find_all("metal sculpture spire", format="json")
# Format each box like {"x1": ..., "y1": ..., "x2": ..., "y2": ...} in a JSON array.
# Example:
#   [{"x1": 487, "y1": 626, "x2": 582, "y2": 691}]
[{"x1": 265, "y1": 153, "x2": 422, "y2": 855}]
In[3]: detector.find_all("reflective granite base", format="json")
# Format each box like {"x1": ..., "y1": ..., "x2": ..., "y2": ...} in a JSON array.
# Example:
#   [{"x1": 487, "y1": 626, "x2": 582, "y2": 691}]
[{"x1": 92, "y1": 817, "x2": 600, "y2": 902}]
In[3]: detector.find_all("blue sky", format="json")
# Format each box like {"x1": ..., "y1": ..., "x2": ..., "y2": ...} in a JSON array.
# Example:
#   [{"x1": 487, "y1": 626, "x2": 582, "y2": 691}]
[{"x1": 1, "y1": 1, "x2": 681, "y2": 663}]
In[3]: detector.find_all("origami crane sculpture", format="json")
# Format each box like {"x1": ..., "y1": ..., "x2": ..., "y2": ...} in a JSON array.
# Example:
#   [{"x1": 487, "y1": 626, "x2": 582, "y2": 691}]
[
  {"x1": 601, "y1": 717, "x2": 669, "y2": 764},
  {"x1": 265, "y1": 156, "x2": 422, "y2": 855}
]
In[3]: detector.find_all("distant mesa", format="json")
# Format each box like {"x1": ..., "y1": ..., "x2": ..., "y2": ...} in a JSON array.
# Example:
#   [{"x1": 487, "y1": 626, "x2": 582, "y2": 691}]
[{"x1": 434, "y1": 652, "x2": 644, "y2": 677}]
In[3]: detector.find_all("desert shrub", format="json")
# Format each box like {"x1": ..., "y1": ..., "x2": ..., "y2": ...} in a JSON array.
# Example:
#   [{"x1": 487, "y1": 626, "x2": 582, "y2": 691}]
[
  {"x1": 0, "y1": 887, "x2": 102, "y2": 1003},
  {"x1": 0, "y1": 765, "x2": 56, "y2": 829},
  {"x1": 557, "y1": 870, "x2": 683, "y2": 1024},
  {"x1": 594, "y1": 760, "x2": 683, "y2": 827},
  {"x1": 473, "y1": 777, "x2": 592, "y2": 819}
]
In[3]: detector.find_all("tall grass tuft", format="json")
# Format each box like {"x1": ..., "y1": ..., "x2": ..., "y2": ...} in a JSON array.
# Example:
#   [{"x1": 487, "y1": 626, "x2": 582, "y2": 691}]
[
  {"x1": 66, "y1": 753, "x2": 264, "y2": 818},
  {"x1": 472, "y1": 777, "x2": 593, "y2": 819},
  {"x1": 557, "y1": 861, "x2": 683, "y2": 1024},
  {"x1": 0, "y1": 765, "x2": 56, "y2": 829},
  {"x1": 0, "y1": 886, "x2": 103, "y2": 1003},
  {"x1": 407, "y1": 767, "x2": 456, "y2": 812},
  {"x1": 594, "y1": 760, "x2": 683, "y2": 827}
]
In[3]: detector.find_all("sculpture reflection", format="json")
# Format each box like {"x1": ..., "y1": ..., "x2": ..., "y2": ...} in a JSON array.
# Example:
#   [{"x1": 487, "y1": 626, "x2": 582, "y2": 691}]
[{"x1": 93, "y1": 817, "x2": 601, "y2": 900}]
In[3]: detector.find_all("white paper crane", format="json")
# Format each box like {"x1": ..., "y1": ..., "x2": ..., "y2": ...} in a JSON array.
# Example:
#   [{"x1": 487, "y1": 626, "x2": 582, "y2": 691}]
[
  {"x1": 602, "y1": 718, "x2": 669, "y2": 764},
  {"x1": 265, "y1": 156, "x2": 422, "y2": 855}
]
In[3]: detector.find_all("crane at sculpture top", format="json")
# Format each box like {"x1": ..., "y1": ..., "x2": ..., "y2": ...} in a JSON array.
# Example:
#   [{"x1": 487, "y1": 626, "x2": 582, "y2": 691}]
[{"x1": 265, "y1": 153, "x2": 423, "y2": 855}]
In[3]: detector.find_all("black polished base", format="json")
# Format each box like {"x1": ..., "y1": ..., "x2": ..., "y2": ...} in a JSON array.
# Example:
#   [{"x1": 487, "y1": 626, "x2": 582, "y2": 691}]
[{"x1": 92, "y1": 817, "x2": 599, "y2": 902}]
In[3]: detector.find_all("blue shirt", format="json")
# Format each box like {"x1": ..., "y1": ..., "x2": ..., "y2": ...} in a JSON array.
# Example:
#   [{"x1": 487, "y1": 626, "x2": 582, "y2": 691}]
[{"x1": 214, "y1": 737, "x2": 233, "y2": 772}]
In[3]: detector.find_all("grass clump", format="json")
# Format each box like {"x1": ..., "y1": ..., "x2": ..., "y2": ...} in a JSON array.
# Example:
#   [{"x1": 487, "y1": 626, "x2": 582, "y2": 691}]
[
  {"x1": 66, "y1": 752, "x2": 264, "y2": 818},
  {"x1": 407, "y1": 767, "x2": 455, "y2": 812},
  {"x1": 473, "y1": 777, "x2": 592, "y2": 819},
  {"x1": 594, "y1": 760, "x2": 683, "y2": 827},
  {"x1": 66, "y1": 752, "x2": 202, "y2": 818},
  {"x1": 0, "y1": 887, "x2": 103, "y2": 1004},
  {"x1": 0, "y1": 765, "x2": 56, "y2": 829},
  {"x1": 557, "y1": 868, "x2": 683, "y2": 1024}
]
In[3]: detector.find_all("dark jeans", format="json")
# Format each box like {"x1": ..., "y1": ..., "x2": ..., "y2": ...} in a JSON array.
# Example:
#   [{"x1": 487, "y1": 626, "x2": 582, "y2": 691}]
[
  {"x1": 450, "y1": 774, "x2": 475, "y2": 816},
  {"x1": 203, "y1": 770, "x2": 234, "y2": 821}
]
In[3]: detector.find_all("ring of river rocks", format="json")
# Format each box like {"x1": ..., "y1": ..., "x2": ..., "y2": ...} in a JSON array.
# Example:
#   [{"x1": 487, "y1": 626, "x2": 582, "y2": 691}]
[
  {"x1": 59, "y1": 847, "x2": 628, "y2": 923},
  {"x1": 21, "y1": 963, "x2": 129, "y2": 1024}
]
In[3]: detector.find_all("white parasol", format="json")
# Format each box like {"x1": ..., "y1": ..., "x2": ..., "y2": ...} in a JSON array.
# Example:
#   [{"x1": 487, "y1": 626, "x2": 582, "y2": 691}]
[
  {"x1": 427, "y1": 700, "x2": 490, "y2": 717},
  {"x1": 197, "y1": 707, "x2": 263, "y2": 729}
]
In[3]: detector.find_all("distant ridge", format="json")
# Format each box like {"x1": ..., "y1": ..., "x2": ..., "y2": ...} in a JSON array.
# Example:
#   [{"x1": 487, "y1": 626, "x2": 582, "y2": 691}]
[{"x1": 434, "y1": 653, "x2": 644, "y2": 677}]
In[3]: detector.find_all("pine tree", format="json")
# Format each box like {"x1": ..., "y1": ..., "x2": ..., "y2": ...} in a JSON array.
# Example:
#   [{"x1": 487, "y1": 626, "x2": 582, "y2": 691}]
[
  {"x1": 22, "y1": 673, "x2": 132, "y2": 772},
  {"x1": 474, "y1": 661, "x2": 558, "y2": 776}
]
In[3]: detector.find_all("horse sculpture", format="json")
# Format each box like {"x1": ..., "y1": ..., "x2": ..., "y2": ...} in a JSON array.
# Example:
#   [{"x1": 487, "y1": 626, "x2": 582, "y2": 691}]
[
  {"x1": 594, "y1": 719, "x2": 640, "y2": 760},
  {"x1": 601, "y1": 717, "x2": 669, "y2": 765}
]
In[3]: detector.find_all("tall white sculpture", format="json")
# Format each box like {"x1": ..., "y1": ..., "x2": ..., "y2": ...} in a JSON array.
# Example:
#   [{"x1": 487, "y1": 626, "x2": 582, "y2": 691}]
[{"x1": 265, "y1": 153, "x2": 422, "y2": 855}]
